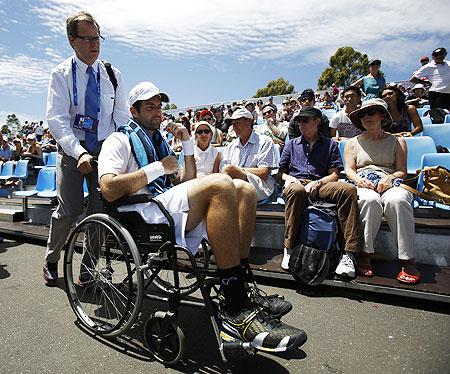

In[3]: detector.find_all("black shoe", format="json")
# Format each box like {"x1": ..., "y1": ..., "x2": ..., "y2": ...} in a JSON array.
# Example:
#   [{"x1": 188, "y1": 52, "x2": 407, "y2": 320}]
[
  {"x1": 220, "y1": 305, "x2": 307, "y2": 353},
  {"x1": 43, "y1": 263, "x2": 58, "y2": 287},
  {"x1": 249, "y1": 287, "x2": 293, "y2": 319}
]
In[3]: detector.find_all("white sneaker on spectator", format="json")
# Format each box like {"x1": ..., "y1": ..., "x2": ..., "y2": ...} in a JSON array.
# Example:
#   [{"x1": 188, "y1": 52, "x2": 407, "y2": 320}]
[
  {"x1": 281, "y1": 248, "x2": 292, "y2": 270},
  {"x1": 335, "y1": 252, "x2": 356, "y2": 278}
]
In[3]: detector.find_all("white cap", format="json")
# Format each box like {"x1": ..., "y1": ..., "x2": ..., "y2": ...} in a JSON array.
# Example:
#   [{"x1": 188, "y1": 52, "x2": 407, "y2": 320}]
[
  {"x1": 412, "y1": 83, "x2": 425, "y2": 90},
  {"x1": 128, "y1": 81, "x2": 169, "y2": 106},
  {"x1": 225, "y1": 107, "x2": 253, "y2": 125}
]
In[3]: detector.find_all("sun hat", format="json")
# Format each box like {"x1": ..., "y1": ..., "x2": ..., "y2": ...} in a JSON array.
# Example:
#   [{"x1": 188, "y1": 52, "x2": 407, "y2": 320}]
[
  {"x1": 368, "y1": 59, "x2": 381, "y2": 66},
  {"x1": 349, "y1": 98, "x2": 392, "y2": 131},
  {"x1": 128, "y1": 81, "x2": 169, "y2": 106}
]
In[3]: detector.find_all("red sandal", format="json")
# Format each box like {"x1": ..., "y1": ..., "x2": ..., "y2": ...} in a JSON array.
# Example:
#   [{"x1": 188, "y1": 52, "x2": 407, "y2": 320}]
[
  {"x1": 357, "y1": 254, "x2": 374, "y2": 277},
  {"x1": 397, "y1": 260, "x2": 420, "y2": 284}
]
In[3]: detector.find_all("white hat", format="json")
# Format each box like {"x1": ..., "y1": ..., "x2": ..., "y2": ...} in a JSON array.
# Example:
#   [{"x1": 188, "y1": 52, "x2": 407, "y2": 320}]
[
  {"x1": 225, "y1": 107, "x2": 253, "y2": 125},
  {"x1": 412, "y1": 83, "x2": 425, "y2": 90},
  {"x1": 194, "y1": 120, "x2": 215, "y2": 134},
  {"x1": 128, "y1": 81, "x2": 169, "y2": 106}
]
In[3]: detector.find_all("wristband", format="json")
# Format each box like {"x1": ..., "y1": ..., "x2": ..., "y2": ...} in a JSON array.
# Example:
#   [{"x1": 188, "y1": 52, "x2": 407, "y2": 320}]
[
  {"x1": 142, "y1": 162, "x2": 165, "y2": 184},
  {"x1": 181, "y1": 139, "x2": 194, "y2": 156},
  {"x1": 78, "y1": 151, "x2": 89, "y2": 160}
]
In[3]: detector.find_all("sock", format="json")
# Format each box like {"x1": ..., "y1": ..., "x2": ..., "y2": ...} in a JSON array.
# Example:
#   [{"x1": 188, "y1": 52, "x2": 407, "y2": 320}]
[
  {"x1": 217, "y1": 265, "x2": 249, "y2": 316},
  {"x1": 46, "y1": 261, "x2": 58, "y2": 271},
  {"x1": 240, "y1": 258, "x2": 255, "y2": 285}
]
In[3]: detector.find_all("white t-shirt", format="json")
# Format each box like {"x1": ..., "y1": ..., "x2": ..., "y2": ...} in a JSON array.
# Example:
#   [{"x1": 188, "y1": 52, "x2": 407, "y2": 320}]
[
  {"x1": 329, "y1": 109, "x2": 363, "y2": 138},
  {"x1": 413, "y1": 60, "x2": 450, "y2": 93},
  {"x1": 194, "y1": 144, "x2": 219, "y2": 177}
]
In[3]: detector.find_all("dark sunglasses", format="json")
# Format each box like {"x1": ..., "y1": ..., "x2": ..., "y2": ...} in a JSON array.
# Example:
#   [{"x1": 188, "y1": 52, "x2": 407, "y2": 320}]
[
  {"x1": 263, "y1": 110, "x2": 274, "y2": 115},
  {"x1": 358, "y1": 109, "x2": 379, "y2": 119},
  {"x1": 300, "y1": 97, "x2": 313, "y2": 102},
  {"x1": 202, "y1": 117, "x2": 213, "y2": 121},
  {"x1": 196, "y1": 129, "x2": 212, "y2": 135}
]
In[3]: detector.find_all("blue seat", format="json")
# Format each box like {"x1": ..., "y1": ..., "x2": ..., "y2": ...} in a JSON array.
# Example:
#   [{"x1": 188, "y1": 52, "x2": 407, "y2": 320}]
[
  {"x1": 14, "y1": 167, "x2": 56, "y2": 198},
  {"x1": 46, "y1": 152, "x2": 57, "y2": 167},
  {"x1": 83, "y1": 178, "x2": 89, "y2": 198},
  {"x1": 338, "y1": 139, "x2": 348, "y2": 164},
  {"x1": 42, "y1": 152, "x2": 49, "y2": 166},
  {"x1": 445, "y1": 114, "x2": 450, "y2": 124},
  {"x1": 422, "y1": 124, "x2": 450, "y2": 149},
  {"x1": 420, "y1": 116, "x2": 432, "y2": 125},
  {"x1": 416, "y1": 108, "x2": 428, "y2": 117},
  {"x1": 404, "y1": 136, "x2": 436, "y2": 174},
  {"x1": 0, "y1": 161, "x2": 15, "y2": 180},
  {"x1": 414, "y1": 153, "x2": 450, "y2": 211},
  {"x1": 10, "y1": 159, "x2": 29, "y2": 180}
]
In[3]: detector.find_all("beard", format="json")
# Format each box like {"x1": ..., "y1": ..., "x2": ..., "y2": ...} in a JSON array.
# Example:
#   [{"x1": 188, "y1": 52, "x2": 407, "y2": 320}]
[{"x1": 136, "y1": 117, "x2": 161, "y2": 131}]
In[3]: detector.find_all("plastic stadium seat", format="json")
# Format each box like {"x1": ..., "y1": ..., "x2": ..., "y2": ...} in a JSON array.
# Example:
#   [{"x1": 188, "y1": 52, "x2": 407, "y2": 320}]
[
  {"x1": 422, "y1": 124, "x2": 450, "y2": 149},
  {"x1": 445, "y1": 114, "x2": 450, "y2": 124},
  {"x1": 420, "y1": 116, "x2": 432, "y2": 125},
  {"x1": 339, "y1": 139, "x2": 348, "y2": 164},
  {"x1": 416, "y1": 108, "x2": 428, "y2": 117},
  {"x1": 42, "y1": 152, "x2": 49, "y2": 166},
  {"x1": 404, "y1": 136, "x2": 436, "y2": 174},
  {"x1": 10, "y1": 159, "x2": 29, "y2": 180},
  {"x1": 0, "y1": 161, "x2": 15, "y2": 180},
  {"x1": 46, "y1": 152, "x2": 57, "y2": 167},
  {"x1": 14, "y1": 167, "x2": 56, "y2": 198},
  {"x1": 415, "y1": 153, "x2": 450, "y2": 211}
]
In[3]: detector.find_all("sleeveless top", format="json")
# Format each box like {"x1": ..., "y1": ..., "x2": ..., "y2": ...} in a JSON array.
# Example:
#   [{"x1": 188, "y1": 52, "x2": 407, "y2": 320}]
[
  {"x1": 385, "y1": 108, "x2": 412, "y2": 134},
  {"x1": 194, "y1": 144, "x2": 219, "y2": 177},
  {"x1": 347, "y1": 134, "x2": 398, "y2": 175},
  {"x1": 363, "y1": 75, "x2": 386, "y2": 100}
]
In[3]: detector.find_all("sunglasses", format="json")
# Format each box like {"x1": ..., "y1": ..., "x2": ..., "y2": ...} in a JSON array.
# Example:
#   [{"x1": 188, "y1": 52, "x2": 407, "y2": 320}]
[
  {"x1": 358, "y1": 109, "x2": 379, "y2": 119},
  {"x1": 263, "y1": 110, "x2": 274, "y2": 115},
  {"x1": 196, "y1": 129, "x2": 211, "y2": 135},
  {"x1": 202, "y1": 117, "x2": 213, "y2": 121},
  {"x1": 300, "y1": 97, "x2": 313, "y2": 102}
]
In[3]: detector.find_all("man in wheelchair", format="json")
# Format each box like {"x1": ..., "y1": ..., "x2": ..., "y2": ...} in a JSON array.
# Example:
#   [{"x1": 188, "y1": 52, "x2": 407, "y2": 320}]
[{"x1": 97, "y1": 81, "x2": 307, "y2": 353}]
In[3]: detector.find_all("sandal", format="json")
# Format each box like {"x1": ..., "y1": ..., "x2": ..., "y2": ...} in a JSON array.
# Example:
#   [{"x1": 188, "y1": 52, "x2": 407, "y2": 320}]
[
  {"x1": 357, "y1": 254, "x2": 374, "y2": 277},
  {"x1": 397, "y1": 260, "x2": 420, "y2": 284}
]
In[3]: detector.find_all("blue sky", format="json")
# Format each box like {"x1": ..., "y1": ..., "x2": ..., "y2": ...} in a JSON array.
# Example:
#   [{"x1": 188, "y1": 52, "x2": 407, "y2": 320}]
[{"x1": 0, "y1": 0, "x2": 449, "y2": 125}]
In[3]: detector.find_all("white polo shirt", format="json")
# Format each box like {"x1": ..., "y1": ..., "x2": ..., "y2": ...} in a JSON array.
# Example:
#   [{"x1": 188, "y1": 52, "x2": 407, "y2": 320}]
[{"x1": 413, "y1": 60, "x2": 450, "y2": 93}]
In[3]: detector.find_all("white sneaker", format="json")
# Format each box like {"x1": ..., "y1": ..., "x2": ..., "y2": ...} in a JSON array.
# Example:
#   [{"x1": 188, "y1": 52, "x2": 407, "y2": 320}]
[
  {"x1": 335, "y1": 252, "x2": 356, "y2": 278},
  {"x1": 281, "y1": 248, "x2": 292, "y2": 270}
]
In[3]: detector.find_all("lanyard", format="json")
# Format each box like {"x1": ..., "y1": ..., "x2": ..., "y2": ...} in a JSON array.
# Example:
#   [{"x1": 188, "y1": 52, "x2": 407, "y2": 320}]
[{"x1": 71, "y1": 58, "x2": 101, "y2": 110}]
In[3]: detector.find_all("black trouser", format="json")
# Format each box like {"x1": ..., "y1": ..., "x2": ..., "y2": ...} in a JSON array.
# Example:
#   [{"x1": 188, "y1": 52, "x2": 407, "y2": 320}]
[{"x1": 428, "y1": 91, "x2": 450, "y2": 110}]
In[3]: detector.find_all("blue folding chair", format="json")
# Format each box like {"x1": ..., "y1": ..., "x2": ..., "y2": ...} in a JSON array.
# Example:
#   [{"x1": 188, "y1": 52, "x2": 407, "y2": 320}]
[
  {"x1": 414, "y1": 153, "x2": 450, "y2": 211},
  {"x1": 445, "y1": 114, "x2": 450, "y2": 124},
  {"x1": 420, "y1": 116, "x2": 432, "y2": 126},
  {"x1": 422, "y1": 124, "x2": 450, "y2": 149},
  {"x1": 0, "y1": 161, "x2": 15, "y2": 181},
  {"x1": 46, "y1": 152, "x2": 57, "y2": 167},
  {"x1": 404, "y1": 136, "x2": 436, "y2": 174}
]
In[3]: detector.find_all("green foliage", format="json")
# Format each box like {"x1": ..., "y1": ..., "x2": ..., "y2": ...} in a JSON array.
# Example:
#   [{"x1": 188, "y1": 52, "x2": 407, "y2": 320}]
[
  {"x1": 3, "y1": 114, "x2": 20, "y2": 135},
  {"x1": 163, "y1": 103, "x2": 177, "y2": 110},
  {"x1": 254, "y1": 77, "x2": 295, "y2": 98},
  {"x1": 318, "y1": 47, "x2": 369, "y2": 89}
]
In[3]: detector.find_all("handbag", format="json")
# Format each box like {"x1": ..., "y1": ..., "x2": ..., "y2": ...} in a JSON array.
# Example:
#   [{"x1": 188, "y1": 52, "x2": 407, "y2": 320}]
[{"x1": 401, "y1": 166, "x2": 450, "y2": 205}]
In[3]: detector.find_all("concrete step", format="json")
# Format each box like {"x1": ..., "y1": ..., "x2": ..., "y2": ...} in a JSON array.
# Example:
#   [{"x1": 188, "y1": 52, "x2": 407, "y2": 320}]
[{"x1": 0, "y1": 208, "x2": 24, "y2": 222}]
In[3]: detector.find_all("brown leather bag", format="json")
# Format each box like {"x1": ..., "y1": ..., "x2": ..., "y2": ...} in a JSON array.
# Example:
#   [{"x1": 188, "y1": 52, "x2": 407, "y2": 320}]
[{"x1": 401, "y1": 166, "x2": 450, "y2": 205}]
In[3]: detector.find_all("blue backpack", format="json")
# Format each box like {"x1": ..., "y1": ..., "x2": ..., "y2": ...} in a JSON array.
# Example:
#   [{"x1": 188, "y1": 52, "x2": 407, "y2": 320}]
[{"x1": 289, "y1": 201, "x2": 342, "y2": 285}]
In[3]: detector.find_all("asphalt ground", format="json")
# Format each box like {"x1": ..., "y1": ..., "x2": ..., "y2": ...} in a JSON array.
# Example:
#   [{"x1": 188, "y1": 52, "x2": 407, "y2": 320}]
[{"x1": 0, "y1": 239, "x2": 449, "y2": 374}]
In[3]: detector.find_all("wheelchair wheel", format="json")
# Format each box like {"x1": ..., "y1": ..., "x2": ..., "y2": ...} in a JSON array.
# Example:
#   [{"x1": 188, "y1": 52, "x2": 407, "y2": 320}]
[
  {"x1": 64, "y1": 213, "x2": 144, "y2": 337},
  {"x1": 144, "y1": 311, "x2": 185, "y2": 366},
  {"x1": 151, "y1": 239, "x2": 209, "y2": 296}
]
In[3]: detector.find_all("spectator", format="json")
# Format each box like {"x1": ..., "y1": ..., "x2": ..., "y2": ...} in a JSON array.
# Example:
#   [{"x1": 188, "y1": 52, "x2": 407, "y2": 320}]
[
  {"x1": 288, "y1": 89, "x2": 330, "y2": 139},
  {"x1": 329, "y1": 86, "x2": 364, "y2": 140},
  {"x1": 320, "y1": 92, "x2": 335, "y2": 109},
  {"x1": 245, "y1": 101, "x2": 258, "y2": 122},
  {"x1": 379, "y1": 86, "x2": 423, "y2": 136},
  {"x1": 255, "y1": 99, "x2": 264, "y2": 120},
  {"x1": 11, "y1": 138, "x2": 24, "y2": 161},
  {"x1": 411, "y1": 47, "x2": 450, "y2": 109},
  {"x1": 331, "y1": 83, "x2": 340, "y2": 100},
  {"x1": 279, "y1": 107, "x2": 360, "y2": 277},
  {"x1": 345, "y1": 98, "x2": 420, "y2": 284},
  {"x1": 43, "y1": 11, "x2": 130, "y2": 286},
  {"x1": 198, "y1": 109, "x2": 223, "y2": 146},
  {"x1": 221, "y1": 107, "x2": 277, "y2": 202},
  {"x1": 211, "y1": 106, "x2": 225, "y2": 132},
  {"x1": 34, "y1": 121, "x2": 45, "y2": 142},
  {"x1": 21, "y1": 133, "x2": 42, "y2": 164},
  {"x1": 267, "y1": 96, "x2": 277, "y2": 112},
  {"x1": 279, "y1": 99, "x2": 295, "y2": 122},
  {"x1": 41, "y1": 131, "x2": 58, "y2": 153},
  {"x1": 262, "y1": 103, "x2": 288, "y2": 144},
  {"x1": 420, "y1": 56, "x2": 430, "y2": 66},
  {"x1": 192, "y1": 121, "x2": 221, "y2": 176},
  {"x1": 353, "y1": 59, "x2": 386, "y2": 100},
  {"x1": 405, "y1": 83, "x2": 429, "y2": 107},
  {"x1": 98, "y1": 81, "x2": 305, "y2": 351},
  {"x1": 0, "y1": 135, "x2": 13, "y2": 162}
]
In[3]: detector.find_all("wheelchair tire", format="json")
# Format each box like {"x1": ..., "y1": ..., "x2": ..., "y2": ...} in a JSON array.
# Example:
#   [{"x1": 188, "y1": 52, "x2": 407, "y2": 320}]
[
  {"x1": 144, "y1": 311, "x2": 185, "y2": 366},
  {"x1": 151, "y1": 239, "x2": 209, "y2": 296},
  {"x1": 64, "y1": 213, "x2": 144, "y2": 337}
]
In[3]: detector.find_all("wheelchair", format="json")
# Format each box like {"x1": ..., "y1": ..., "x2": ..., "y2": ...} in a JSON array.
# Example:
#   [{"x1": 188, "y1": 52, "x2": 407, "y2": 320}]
[{"x1": 63, "y1": 194, "x2": 256, "y2": 365}]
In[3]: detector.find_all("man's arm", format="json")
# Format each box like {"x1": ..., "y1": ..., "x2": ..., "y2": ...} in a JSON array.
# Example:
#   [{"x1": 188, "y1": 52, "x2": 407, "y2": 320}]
[{"x1": 242, "y1": 166, "x2": 270, "y2": 180}]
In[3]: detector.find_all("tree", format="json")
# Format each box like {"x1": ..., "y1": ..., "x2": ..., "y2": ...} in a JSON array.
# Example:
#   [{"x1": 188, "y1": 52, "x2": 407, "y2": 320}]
[
  {"x1": 4, "y1": 114, "x2": 20, "y2": 135},
  {"x1": 163, "y1": 103, "x2": 177, "y2": 110},
  {"x1": 317, "y1": 47, "x2": 369, "y2": 89},
  {"x1": 254, "y1": 77, "x2": 295, "y2": 98}
]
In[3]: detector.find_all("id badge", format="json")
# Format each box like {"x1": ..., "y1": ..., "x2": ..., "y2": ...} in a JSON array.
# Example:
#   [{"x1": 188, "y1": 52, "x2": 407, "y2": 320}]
[{"x1": 73, "y1": 114, "x2": 99, "y2": 133}]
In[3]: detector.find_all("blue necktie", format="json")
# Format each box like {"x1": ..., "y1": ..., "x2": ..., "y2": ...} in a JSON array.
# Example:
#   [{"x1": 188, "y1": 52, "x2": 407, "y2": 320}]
[{"x1": 84, "y1": 66, "x2": 99, "y2": 152}]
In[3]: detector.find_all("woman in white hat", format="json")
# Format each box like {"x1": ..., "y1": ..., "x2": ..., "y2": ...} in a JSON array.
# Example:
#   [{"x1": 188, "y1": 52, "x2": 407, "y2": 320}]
[
  {"x1": 344, "y1": 98, "x2": 420, "y2": 284},
  {"x1": 192, "y1": 121, "x2": 221, "y2": 177}
]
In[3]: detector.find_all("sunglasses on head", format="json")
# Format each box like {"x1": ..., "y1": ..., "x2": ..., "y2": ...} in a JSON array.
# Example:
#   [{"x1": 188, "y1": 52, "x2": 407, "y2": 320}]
[
  {"x1": 358, "y1": 109, "x2": 379, "y2": 119},
  {"x1": 196, "y1": 129, "x2": 211, "y2": 135}
]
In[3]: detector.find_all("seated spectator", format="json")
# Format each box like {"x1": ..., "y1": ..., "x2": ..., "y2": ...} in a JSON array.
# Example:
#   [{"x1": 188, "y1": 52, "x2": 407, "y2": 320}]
[
  {"x1": 170, "y1": 116, "x2": 192, "y2": 152},
  {"x1": 193, "y1": 121, "x2": 221, "y2": 177},
  {"x1": 267, "y1": 96, "x2": 277, "y2": 112},
  {"x1": 288, "y1": 89, "x2": 330, "y2": 139},
  {"x1": 405, "y1": 83, "x2": 429, "y2": 107},
  {"x1": 279, "y1": 99, "x2": 295, "y2": 122},
  {"x1": 319, "y1": 92, "x2": 335, "y2": 109},
  {"x1": 353, "y1": 59, "x2": 386, "y2": 100},
  {"x1": 331, "y1": 83, "x2": 340, "y2": 100},
  {"x1": 261, "y1": 104, "x2": 288, "y2": 145},
  {"x1": 0, "y1": 135, "x2": 13, "y2": 162},
  {"x1": 379, "y1": 86, "x2": 423, "y2": 136},
  {"x1": 199, "y1": 109, "x2": 223, "y2": 146},
  {"x1": 329, "y1": 86, "x2": 364, "y2": 140},
  {"x1": 255, "y1": 99, "x2": 264, "y2": 120},
  {"x1": 279, "y1": 107, "x2": 360, "y2": 276},
  {"x1": 21, "y1": 133, "x2": 42, "y2": 165},
  {"x1": 345, "y1": 98, "x2": 420, "y2": 284},
  {"x1": 244, "y1": 101, "x2": 258, "y2": 122},
  {"x1": 11, "y1": 138, "x2": 24, "y2": 161},
  {"x1": 211, "y1": 106, "x2": 225, "y2": 132},
  {"x1": 98, "y1": 81, "x2": 305, "y2": 351},
  {"x1": 221, "y1": 107, "x2": 277, "y2": 201},
  {"x1": 41, "y1": 131, "x2": 58, "y2": 153}
]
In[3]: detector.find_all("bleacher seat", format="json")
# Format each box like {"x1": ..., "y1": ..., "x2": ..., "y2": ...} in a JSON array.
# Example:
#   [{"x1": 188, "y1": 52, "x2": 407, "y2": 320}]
[
  {"x1": 338, "y1": 139, "x2": 348, "y2": 163},
  {"x1": 46, "y1": 152, "x2": 57, "y2": 167},
  {"x1": 9, "y1": 159, "x2": 29, "y2": 181},
  {"x1": 42, "y1": 152, "x2": 49, "y2": 166},
  {"x1": 420, "y1": 116, "x2": 432, "y2": 126},
  {"x1": 404, "y1": 136, "x2": 436, "y2": 174},
  {"x1": 416, "y1": 108, "x2": 428, "y2": 117},
  {"x1": 414, "y1": 153, "x2": 450, "y2": 211},
  {"x1": 422, "y1": 124, "x2": 450, "y2": 149},
  {"x1": 0, "y1": 161, "x2": 15, "y2": 181},
  {"x1": 445, "y1": 114, "x2": 450, "y2": 124},
  {"x1": 14, "y1": 167, "x2": 56, "y2": 198}
]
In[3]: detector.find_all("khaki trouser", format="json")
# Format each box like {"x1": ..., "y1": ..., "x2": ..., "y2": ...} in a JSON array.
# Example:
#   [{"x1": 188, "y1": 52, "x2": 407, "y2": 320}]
[{"x1": 284, "y1": 180, "x2": 360, "y2": 252}]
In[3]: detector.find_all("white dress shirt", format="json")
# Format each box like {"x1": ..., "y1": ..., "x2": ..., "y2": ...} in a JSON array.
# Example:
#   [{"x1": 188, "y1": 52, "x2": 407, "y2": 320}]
[
  {"x1": 413, "y1": 60, "x2": 450, "y2": 93},
  {"x1": 46, "y1": 55, "x2": 130, "y2": 160}
]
